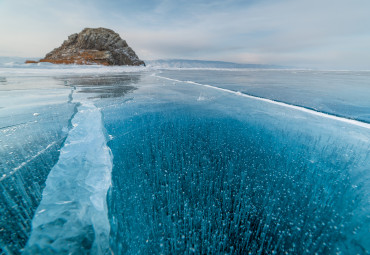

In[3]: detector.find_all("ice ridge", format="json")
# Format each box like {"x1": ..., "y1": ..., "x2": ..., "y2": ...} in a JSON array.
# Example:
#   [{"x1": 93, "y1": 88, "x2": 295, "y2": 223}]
[
  {"x1": 154, "y1": 74, "x2": 370, "y2": 130},
  {"x1": 23, "y1": 101, "x2": 112, "y2": 254}
]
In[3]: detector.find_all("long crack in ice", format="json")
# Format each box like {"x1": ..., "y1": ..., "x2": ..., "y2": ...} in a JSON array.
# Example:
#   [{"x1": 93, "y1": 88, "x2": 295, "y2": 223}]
[
  {"x1": 23, "y1": 100, "x2": 112, "y2": 254},
  {"x1": 154, "y1": 74, "x2": 370, "y2": 130}
]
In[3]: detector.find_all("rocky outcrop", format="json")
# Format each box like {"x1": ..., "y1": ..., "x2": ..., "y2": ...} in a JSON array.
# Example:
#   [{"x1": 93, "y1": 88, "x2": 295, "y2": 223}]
[
  {"x1": 25, "y1": 60, "x2": 38, "y2": 64},
  {"x1": 28, "y1": 28, "x2": 145, "y2": 66}
]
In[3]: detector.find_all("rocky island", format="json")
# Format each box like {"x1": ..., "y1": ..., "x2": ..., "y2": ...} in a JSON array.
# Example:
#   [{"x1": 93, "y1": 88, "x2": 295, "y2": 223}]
[{"x1": 26, "y1": 28, "x2": 145, "y2": 66}]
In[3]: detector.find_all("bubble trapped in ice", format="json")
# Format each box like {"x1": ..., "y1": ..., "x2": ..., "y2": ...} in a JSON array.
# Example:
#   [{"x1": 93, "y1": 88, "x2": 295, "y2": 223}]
[{"x1": 0, "y1": 60, "x2": 369, "y2": 254}]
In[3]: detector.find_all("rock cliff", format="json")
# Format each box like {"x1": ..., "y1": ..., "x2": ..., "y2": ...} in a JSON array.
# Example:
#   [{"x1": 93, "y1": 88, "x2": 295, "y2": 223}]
[{"x1": 34, "y1": 28, "x2": 145, "y2": 66}]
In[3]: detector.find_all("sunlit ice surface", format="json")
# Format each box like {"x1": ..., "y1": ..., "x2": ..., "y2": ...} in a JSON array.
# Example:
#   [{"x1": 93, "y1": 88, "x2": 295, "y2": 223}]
[{"x1": 0, "y1": 61, "x2": 369, "y2": 254}]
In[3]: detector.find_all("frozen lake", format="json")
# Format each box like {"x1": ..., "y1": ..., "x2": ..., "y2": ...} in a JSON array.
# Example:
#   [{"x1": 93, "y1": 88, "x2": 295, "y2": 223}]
[{"x1": 0, "y1": 62, "x2": 369, "y2": 254}]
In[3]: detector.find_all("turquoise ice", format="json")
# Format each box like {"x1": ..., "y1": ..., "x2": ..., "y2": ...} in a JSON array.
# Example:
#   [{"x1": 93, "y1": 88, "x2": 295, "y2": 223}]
[{"x1": 0, "y1": 60, "x2": 369, "y2": 254}]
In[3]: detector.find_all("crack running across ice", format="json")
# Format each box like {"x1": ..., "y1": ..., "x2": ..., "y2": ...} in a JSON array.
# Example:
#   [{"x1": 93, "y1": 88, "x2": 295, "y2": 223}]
[
  {"x1": 24, "y1": 100, "x2": 112, "y2": 254},
  {"x1": 154, "y1": 74, "x2": 370, "y2": 130}
]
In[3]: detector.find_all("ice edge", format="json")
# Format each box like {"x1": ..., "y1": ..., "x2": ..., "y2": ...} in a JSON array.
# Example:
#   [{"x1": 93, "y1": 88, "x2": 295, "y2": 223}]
[{"x1": 154, "y1": 74, "x2": 370, "y2": 130}]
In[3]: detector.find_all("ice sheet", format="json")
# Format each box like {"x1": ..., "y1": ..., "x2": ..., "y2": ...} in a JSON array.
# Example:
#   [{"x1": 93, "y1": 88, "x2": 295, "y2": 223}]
[{"x1": 0, "y1": 62, "x2": 369, "y2": 254}]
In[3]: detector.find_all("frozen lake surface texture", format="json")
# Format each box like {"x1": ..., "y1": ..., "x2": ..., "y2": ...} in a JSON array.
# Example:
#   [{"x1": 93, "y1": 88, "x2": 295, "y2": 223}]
[{"x1": 0, "y1": 60, "x2": 369, "y2": 254}]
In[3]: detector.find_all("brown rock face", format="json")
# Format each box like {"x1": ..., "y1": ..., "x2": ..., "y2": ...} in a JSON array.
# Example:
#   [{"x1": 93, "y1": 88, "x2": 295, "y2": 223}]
[
  {"x1": 25, "y1": 60, "x2": 38, "y2": 64},
  {"x1": 38, "y1": 28, "x2": 145, "y2": 66}
]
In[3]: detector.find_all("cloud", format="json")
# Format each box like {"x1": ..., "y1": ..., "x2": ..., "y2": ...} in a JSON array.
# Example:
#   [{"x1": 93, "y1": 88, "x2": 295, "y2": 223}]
[{"x1": 0, "y1": 0, "x2": 369, "y2": 69}]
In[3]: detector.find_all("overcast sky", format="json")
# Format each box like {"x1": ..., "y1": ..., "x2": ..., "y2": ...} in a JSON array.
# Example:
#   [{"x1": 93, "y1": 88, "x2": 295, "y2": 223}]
[{"x1": 0, "y1": 0, "x2": 369, "y2": 69}]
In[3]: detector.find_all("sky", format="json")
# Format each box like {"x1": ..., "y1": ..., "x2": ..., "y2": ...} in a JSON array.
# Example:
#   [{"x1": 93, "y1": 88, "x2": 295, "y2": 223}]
[{"x1": 0, "y1": 0, "x2": 369, "y2": 69}]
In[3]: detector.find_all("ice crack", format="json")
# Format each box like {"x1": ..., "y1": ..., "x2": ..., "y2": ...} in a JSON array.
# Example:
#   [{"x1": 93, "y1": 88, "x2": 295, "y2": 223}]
[
  {"x1": 154, "y1": 74, "x2": 370, "y2": 130},
  {"x1": 24, "y1": 100, "x2": 112, "y2": 254}
]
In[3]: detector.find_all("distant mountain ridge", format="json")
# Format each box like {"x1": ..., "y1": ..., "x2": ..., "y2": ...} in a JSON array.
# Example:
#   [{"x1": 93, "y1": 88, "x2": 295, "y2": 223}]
[
  {"x1": 0, "y1": 56, "x2": 28, "y2": 65},
  {"x1": 146, "y1": 59, "x2": 283, "y2": 69}
]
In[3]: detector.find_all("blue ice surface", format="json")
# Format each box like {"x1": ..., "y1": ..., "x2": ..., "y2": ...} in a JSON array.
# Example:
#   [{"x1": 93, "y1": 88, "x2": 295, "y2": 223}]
[
  {"x1": 0, "y1": 75, "x2": 75, "y2": 253},
  {"x1": 101, "y1": 73, "x2": 370, "y2": 254},
  {"x1": 0, "y1": 61, "x2": 369, "y2": 254}
]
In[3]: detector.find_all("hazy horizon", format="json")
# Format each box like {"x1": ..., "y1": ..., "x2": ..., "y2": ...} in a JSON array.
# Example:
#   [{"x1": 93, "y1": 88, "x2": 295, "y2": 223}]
[{"x1": 1, "y1": 0, "x2": 369, "y2": 70}]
